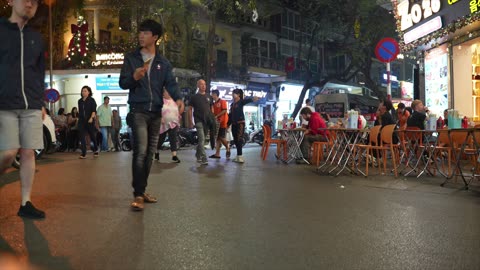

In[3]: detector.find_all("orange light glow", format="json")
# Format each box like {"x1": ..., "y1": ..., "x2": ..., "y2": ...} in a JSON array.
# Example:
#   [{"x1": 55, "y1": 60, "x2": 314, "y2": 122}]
[{"x1": 44, "y1": 0, "x2": 56, "y2": 6}]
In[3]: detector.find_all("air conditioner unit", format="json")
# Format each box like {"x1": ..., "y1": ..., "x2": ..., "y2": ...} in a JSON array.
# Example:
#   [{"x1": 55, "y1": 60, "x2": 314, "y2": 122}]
[
  {"x1": 214, "y1": 35, "x2": 224, "y2": 45},
  {"x1": 193, "y1": 29, "x2": 206, "y2": 41}
]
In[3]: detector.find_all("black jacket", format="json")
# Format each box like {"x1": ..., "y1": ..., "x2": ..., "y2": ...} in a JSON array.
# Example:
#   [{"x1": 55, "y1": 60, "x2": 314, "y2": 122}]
[
  {"x1": 119, "y1": 48, "x2": 181, "y2": 112},
  {"x1": 0, "y1": 18, "x2": 45, "y2": 110},
  {"x1": 229, "y1": 98, "x2": 254, "y2": 124},
  {"x1": 78, "y1": 97, "x2": 97, "y2": 122}
]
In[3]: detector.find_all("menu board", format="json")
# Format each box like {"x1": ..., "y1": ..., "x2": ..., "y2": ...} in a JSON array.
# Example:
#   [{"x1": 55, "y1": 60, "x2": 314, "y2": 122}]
[
  {"x1": 425, "y1": 44, "x2": 449, "y2": 116},
  {"x1": 316, "y1": 102, "x2": 345, "y2": 118}
]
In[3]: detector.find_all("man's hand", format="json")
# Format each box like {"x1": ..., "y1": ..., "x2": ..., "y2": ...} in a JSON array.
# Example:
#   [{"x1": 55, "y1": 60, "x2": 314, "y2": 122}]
[
  {"x1": 133, "y1": 66, "x2": 147, "y2": 81},
  {"x1": 176, "y1": 100, "x2": 185, "y2": 114},
  {"x1": 253, "y1": 96, "x2": 260, "y2": 102}
]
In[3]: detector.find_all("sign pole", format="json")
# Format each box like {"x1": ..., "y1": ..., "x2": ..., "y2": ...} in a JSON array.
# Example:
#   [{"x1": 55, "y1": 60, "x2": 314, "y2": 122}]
[
  {"x1": 386, "y1": 62, "x2": 391, "y2": 101},
  {"x1": 374, "y1": 37, "x2": 399, "y2": 102}
]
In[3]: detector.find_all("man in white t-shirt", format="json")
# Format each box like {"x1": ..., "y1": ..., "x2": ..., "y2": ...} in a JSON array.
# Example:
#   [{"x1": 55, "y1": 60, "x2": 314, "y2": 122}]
[{"x1": 301, "y1": 99, "x2": 316, "y2": 128}]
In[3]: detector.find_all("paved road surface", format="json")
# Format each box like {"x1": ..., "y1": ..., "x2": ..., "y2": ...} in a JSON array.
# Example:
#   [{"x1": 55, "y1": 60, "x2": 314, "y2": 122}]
[{"x1": 1, "y1": 146, "x2": 479, "y2": 270}]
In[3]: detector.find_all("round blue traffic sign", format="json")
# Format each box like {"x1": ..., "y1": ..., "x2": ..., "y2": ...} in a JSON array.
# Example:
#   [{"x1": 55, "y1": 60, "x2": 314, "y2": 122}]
[
  {"x1": 44, "y1": 88, "x2": 60, "y2": 103},
  {"x1": 375, "y1": 38, "x2": 399, "y2": 63}
]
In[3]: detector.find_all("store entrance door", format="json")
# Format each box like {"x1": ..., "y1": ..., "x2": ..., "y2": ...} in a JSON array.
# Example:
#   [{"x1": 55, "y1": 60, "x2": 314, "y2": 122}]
[{"x1": 110, "y1": 105, "x2": 128, "y2": 133}]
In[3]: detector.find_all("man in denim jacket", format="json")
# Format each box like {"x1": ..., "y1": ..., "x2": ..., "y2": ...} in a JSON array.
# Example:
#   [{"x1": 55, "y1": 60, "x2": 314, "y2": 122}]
[{"x1": 119, "y1": 19, "x2": 184, "y2": 211}]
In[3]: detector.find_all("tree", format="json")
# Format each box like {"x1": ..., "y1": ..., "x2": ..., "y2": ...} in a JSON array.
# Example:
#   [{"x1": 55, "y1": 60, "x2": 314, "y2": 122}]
[
  {"x1": 1, "y1": 0, "x2": 85, "y2": 69},
  {"x1": 66, "y1": 15, "x2": 93, "y2": 68},
  {"x1": 280, "y1": 0, "x2": 396, "y2": 119}
]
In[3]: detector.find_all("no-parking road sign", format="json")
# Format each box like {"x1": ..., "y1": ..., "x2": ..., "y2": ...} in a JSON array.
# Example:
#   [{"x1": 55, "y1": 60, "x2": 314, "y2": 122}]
[
  {"x1": 375, "y1": 38, "x2": 399, "y2": 63},
  {"x1": 44, "y1": 88, "x2": 60, "y2": 103}
]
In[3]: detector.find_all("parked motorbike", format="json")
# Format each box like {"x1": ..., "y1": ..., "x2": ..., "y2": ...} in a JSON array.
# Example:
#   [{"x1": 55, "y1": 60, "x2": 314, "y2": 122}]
[
  {"x1": 178, "y1": 128, "x2": 198, "y2": 146},
  {"x1": 120, "y1": 132, "x2": 131, "y2": 151},
  {"x1": 248, "y1": 128, "x2": 264, "y2": 145}
]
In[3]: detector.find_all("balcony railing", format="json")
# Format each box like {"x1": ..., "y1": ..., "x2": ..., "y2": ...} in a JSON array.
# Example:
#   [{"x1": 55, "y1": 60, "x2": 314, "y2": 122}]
[{"x1": 242, "y1": 54, "x2": 285, "y2": 72}]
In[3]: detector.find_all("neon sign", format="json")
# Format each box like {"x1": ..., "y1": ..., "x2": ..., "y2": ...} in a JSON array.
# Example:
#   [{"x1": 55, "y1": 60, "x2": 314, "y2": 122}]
[{"x1": 91, "y1": 53, "x2": 124, "y2": 67}]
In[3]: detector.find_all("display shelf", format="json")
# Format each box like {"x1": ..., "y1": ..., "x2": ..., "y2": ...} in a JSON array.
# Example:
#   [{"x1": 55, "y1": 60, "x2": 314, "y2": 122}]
[{"x1": 474, "y1": 96, "x2": 480, "y2": 119}]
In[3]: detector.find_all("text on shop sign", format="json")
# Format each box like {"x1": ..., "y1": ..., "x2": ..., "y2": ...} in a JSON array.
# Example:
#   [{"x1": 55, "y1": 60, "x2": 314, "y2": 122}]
[
  {"x1": 397, "y1": 0, "x2": 442, "y2": 31},
  {"x1": 91, "y1": 53, "x2": 124, "y2": 67}
]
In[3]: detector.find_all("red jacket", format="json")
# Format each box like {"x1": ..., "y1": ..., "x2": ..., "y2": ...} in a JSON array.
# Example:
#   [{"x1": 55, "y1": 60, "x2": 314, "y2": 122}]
[{"x1": 308, "y1": 112, "x2": 328, "y2": 137}]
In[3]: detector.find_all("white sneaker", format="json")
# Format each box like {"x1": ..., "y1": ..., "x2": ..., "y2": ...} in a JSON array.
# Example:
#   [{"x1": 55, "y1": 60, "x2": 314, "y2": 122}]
[{"x1": 233, "y1": 156, "x2": 244, "y2": 163}]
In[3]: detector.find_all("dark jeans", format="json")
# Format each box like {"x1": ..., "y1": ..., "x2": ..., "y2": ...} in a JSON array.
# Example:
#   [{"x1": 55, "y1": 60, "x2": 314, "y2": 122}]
[
  {"x1": 300, "y1": 134, "x2": 327, "y2": 159},
  {"x1": 157, "y1": 126, "x2": 179, "y2": 152},
  {"x1": 131, "y1": 111, "x2": 161, "y2": 197},
  {"x1": 79, "y1": 122, "x2": 98, "y2": 156},
  {"x1": 232, "y1": 122, "x2": 245, "y2": 156},
  {"x1": 111, "y1": 128, "x2": 121, "y2": 151},
  {"x1": 68, "y1": 129, "x2": 79, "y2": 151}
]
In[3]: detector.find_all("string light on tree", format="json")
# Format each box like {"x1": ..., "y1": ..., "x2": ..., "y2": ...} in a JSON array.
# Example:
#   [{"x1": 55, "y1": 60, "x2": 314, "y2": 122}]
[{"x1": 66, "y1": 15, "x2": 92, "y2": 68}]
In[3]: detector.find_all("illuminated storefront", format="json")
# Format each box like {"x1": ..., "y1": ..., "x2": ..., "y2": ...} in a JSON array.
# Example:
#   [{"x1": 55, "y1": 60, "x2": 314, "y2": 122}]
[
  {"x1": 210, "y1": 81, "x2": 272, "y2": 130},
  {"x1": 393, "y1": 0, "x2": 480, "y2": 119}
]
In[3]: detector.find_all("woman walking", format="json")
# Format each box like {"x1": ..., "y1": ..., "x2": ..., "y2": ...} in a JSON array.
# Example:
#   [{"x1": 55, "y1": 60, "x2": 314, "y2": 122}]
[
  {"x1": 154, "y1": 89, "x2": 181, "y2": 163},
  {"x1": 229, "y1": 89, "x2": 258, "y2": 163},
  {"x1": 77, "y1": 86, "x2": 99, "y2": 159}
]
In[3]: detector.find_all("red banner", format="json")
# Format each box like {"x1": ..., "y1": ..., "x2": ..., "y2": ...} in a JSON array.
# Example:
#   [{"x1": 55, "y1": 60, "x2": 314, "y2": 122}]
[{"x1": 285, "y1": 57, "x2": 295, "y2": 72}]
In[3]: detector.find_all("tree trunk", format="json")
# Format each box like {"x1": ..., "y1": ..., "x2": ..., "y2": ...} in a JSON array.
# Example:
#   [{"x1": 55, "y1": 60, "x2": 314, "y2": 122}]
[{"x1": 205, "y1": 13, "x2": 216, "y2": 94}]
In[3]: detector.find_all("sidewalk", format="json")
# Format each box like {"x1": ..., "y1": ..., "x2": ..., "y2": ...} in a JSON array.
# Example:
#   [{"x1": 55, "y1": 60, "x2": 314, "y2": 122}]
[{"x1": 0, "y1": 146, "x2": 479, "y2": 270}]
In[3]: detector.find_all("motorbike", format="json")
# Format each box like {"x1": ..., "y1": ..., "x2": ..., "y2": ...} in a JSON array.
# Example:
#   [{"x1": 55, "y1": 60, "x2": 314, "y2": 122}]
[
  {"x1": 120, "y1": 132, "x2": 131, "y2": 151},
  {"x1": 248, "y1": 128, "x2": 264, "y2": 145},
  {"x1": 229, "y1": 128, "x2": 250, "y2": 148},
  {"x1": 178, "y1": 128, "x2": 198, "y2": 146}
]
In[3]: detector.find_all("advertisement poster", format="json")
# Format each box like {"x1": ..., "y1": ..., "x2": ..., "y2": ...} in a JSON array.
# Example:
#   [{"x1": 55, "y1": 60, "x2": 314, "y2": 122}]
[
  {"x1": 425, "y1": 44, "x2": 449, "y2": 116},
  {"x1": 400, "y1": 81, "x2": 413, "y2": 101},
  {"x1": 96, "y1": 76, "x2": 121, "y2": 91}
]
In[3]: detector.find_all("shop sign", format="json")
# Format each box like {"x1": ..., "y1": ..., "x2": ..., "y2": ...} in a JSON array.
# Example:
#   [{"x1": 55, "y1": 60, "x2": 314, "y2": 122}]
[
  {"x1": 404, "y1": 16, "x2": 442, "y2": 44},
  {"x1": 316, "y1": 103, "x2": 345, "y2": 119},
  {"x1": 245, "y1": 82, "x2": 270, "y2": 104},
  {"x1": 396, "y1": 0, "x2": 476, "y2": 44},
  {"x1": 91, "y1": 53, "x2": 124, "y2": 67},
  {"x1": 109, "y1": 95, "x2": 128, "y2": 105},
  {"x1": 96, "y1": 76, "x2": 121, "y2": 91},
  {"x1": 397, "y1": 0, "x2": 442, "y2": 31},
  {"x1": 381, "y1": 73, "x2": 399, "y2": 88}
]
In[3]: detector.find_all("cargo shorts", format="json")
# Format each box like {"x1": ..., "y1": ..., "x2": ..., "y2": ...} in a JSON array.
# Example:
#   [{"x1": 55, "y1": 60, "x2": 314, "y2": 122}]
[{"x1": 0, "y1": 109, "x2": 44, "y2": 150}]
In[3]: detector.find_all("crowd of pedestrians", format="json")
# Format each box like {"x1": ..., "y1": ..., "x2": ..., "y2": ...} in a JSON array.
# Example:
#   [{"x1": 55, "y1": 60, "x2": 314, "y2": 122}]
[{"x1": 0, "y1": 7, "x2": 264, "y2": 218}]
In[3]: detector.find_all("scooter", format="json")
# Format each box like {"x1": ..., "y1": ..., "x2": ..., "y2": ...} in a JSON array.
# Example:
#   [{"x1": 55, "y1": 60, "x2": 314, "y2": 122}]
[
  {"x1": 248, "y1": 128, "x2": 264, "y2": 145},
  {"x1": 120, "y1": 132, "x2": 131, "y2": 151}
]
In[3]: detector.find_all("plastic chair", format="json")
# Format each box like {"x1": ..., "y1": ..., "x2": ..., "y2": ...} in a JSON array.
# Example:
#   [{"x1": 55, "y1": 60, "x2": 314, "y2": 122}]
[
  {"x1": 353, "y1": 125, "x2": 382, "y2": 177},
  {"x1": 311, "y1": 129, "x2": 333, "y2": 166},
  {"x1": 375, "y1": 124, "x2": 400, "y2": 177},
  {"x1": 434, "y1": 128, "x2": 452, "y2": 176},
  {"x1": 261, "y1": 124, "x2": 287, "y2": 160}
]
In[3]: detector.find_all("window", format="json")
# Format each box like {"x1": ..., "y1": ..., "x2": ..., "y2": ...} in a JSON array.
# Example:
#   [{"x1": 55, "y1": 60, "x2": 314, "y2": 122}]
[
  {"x1": 260, "y1": 40, "x2": 268, "y2": 58},
  {"x1": 288, "y1": 12, "x2": 294, "y2": 28},
  {"x1": 249, "y1": 38, "x2": 258, "y2": 55},
  {"x1": 269, "y1": 42, "x2": 277, "y2": 58}
]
